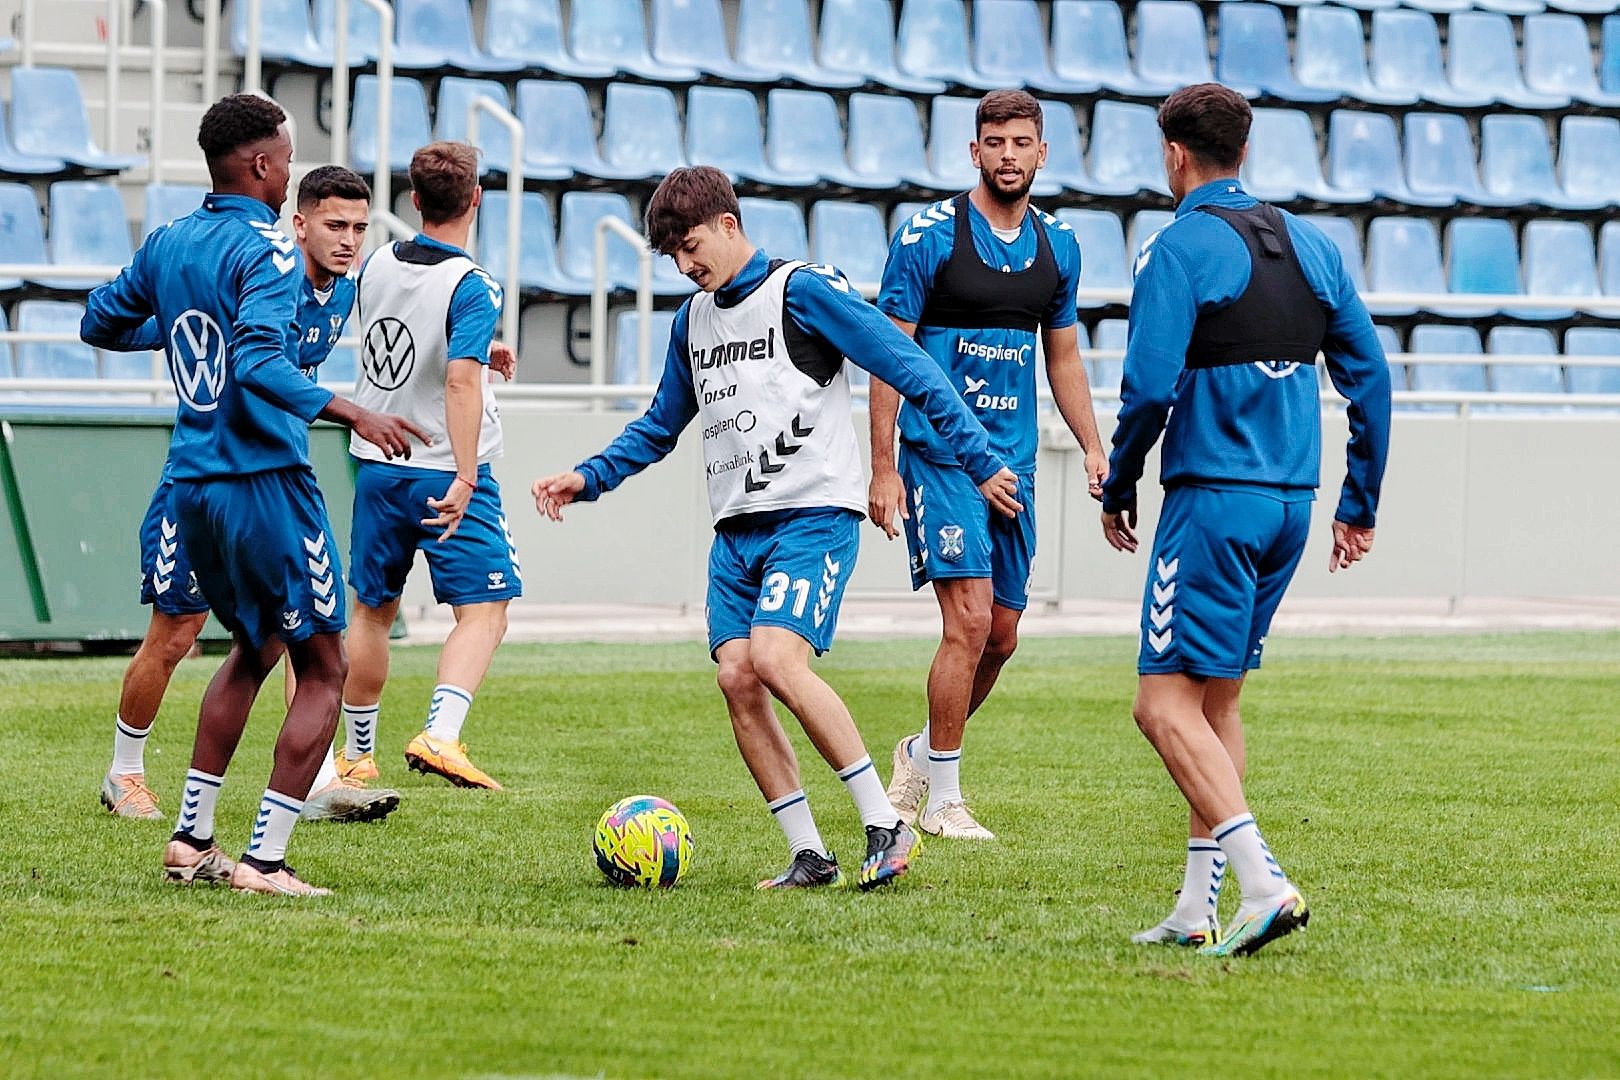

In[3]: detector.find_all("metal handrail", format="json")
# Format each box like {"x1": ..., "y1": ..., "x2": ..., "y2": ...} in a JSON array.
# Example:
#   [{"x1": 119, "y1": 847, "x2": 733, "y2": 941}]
[
  {"x1": 147, "y1": 0, "x2": 166, "y2": 185},
  {"x1": 466, "y1": 96, "x2": 524, "y2": 348},
  {"x1": 200, "y1": 0, "x2": 219, "y2": 105},
  {"x1": 589, "y1": 217, "x2": 654, "y2": 407}
]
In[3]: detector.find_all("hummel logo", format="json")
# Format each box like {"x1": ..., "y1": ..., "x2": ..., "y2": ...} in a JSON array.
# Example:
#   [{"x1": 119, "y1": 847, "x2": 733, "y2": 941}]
[
  {"x1": 744, "y1": 415, "x2": 815, "y2": 494},
  {"x1": 281, "y1": 609, "x2": 302, "y2": 631}
]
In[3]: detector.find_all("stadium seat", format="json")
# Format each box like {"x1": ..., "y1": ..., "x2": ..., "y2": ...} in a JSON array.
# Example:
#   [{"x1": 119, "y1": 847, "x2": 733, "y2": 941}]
[
  {"x1": 436, "y1": 78, "x2": 517, "y2": 176},
  {"x1": 1558, "y1": 116, "x2": 1620, "y2": 209},
  {"x1": 1128, "y1": 211, "x2": 1175, "y2": 265},
  {"x1": 0, "y1": 101, "x2": 68, "y2": 176},
  {"x1": 0, "y1": 182, "x2": 47, "y2": 291},
  {"x1": 602, "y1": 83, "x2": 687, "y2": 183},
  {"x1": 1088, "y1": 101, "x2": 1171, "y2": 198},
  {"x1": 1327, "y1": 111, "x2": 1449, "y2": 209},
  {"x1": 889, "y1": 200, "x2": 932, "y2": 239},
  {"x1": 48, "y1": 181, "x2": 133, "y2": 291},
  {"x1": 0, "y1": 306, "x2": 13, "y2": 378},
  {"x1": 558, "y1": 191, "x2": 690, "y2": 297},
  {"x1": 8, "y1": 68, "x2": 143, "y2": 171},
  {"x1": 348, "y1": 76, "x2": 432, "y2": 177},
  {"x1": 1039, "y1": 100, "x2": 1133, "y2": 198},
  {"x1": 1091, "y1": 318, "x2": 1128, "y2": 394},
  {"x1": 482, "y1": 0, "x2": 616, "y2": 78},
  {"x1": 927, "y1": 96, "x2": 985, "y2": 193},
  {"x1": 896, "y1": 0, "x2": 999, "y2": 91},
  {"x1": 687, "y1": 86, "x2": 818, "y2": 189},
  {"x1": 102, "y1": 345, "x2": 158, "y2": 381},
  {"x1": 973, "y1": 0, "x2": 1100, "y2": 95},
  {"x1": 1564, "y1": 328, "x2": 1620, "y2": 395},
  {"x1": 571, "y1": 0, "x2": 698, "y2": 83},
  {"x1": 817, "y1": 0, "x2": 946, "y2": 94},
  {"x1": 1373, "y1": 325, "x2": 1409, "y2": 394},
  {"x1": 1448, "y1": 12, "x2": 1570, "y2": 110},
  {"x1": 478, "y1": 190, "x2": 582, "y2": 296},
  {"x1": 738, "y1": 198, "x2": 809, "y2": 262},
  {"x1": 1544, "y1": 0, "x2": 1614, "y2": 14},
  {"x1": 1301, "y1": 214, "x2": 1368, "y2": 294},
  {"x1": 613, "y1": 308, "x2": 678, "y2": 386},
  {"x1": 846, "y1": 94, "x2": 941, "y2": 191},
  {"x1": 1217, "y1": 4, "x2": 1339, "y2": 104},
  {"x1": 1444, "y1": 217, "x2": 1527, "y2": 319},
  {"x1": 1404, "y1": 113, "x2": 1519, "y2": 209},
  {"x1": 1050, "y1": 0, "x2": 1164, "y2": 98},
  {"x1": 1242, "y1": 108, "x2": 1369, "y2": 204},
  {"x1": 1055, "y1": 208, "x2": 1129, "y2": 309},
  {"x1": 651, "y1": 0, "x2": 772, "y2": 83},
  {"x1": 15, "y1": 300, "x2": 97, "y2": 379},
  {"x1": 1294, "y1": 4, "x2": 1416, "y2": 106},
  {"x1": 766, "y1": 89, "x2": 887, "y2": 191},
  {"x1": 1604, "y1": 14, "x2": 1620, "y2": 95},
  {"x1": 1366, "y1": 217, "x2": 1447, "y2": 317},
  {"x1": 1524, "y1": 13, "x2": 1620, "y2": 108},
  {"x1": 810, "y1": 201, "x2": 887, "y2": 289},
  {"x1": 1481, "y1": 114, "x2": 1600, "y2": 212},
  {"x1": 1134, "y1": 1, "x2": 1215, "y2": 95},
  {"x1": 230, "y1": 0, "x2": 325, "y2": 66},
  {"x1": 517, "y1": 80, "x2": 640, "y2": 183},
  {"x1": 391, "y1": 0, "x2": 520, "y2": 73},
  {"x1": 318, "y1": 319, "x2": 358, "y2": 389},
  {"x1": 1521, "y1": 220, "x2": 1600, "y2": 319},
  {"x1": 310, "y1": 0, "x2": 383, "y2": 64},
  {"x1": 1470, "y1": 0, "x2": 1542, "y2": 13},
  {"x1": 1486, "y1": 326, "x2": 1565, "y2": 397},
  {"x1": 1399, "y1": 0, "x2": 1475, "y2": 13},
  {"x1": 1370, "y1": 10, "x2": 1494, "y2": 109},
  {"x1": 142, "y1": 184, "x2": 206, "y2": 238},
  {"x1": 1600, "y1": 220, "x2": 1620, "y2": 297},
  {"x1": 1407, "y1": 324, "x2": 1486, "y2": 395},
  {"x1": 739, "y1": 0, "x2": 862, "y2": 89}
]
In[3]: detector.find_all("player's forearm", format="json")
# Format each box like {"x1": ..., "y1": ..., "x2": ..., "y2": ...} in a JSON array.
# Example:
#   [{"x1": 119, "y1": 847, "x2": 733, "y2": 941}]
[
  {"x1": 868, "y1": 378, "x2": 901, "y2": 472},
  {"x1": 1046, "y1": 354, "x2": 1105, "y2": 455},
  {"x1": 445, "y1": 371, "x2": 482, "y2": 482},
  {"x1": 238, "y1": 333, "x2": 334, "y2": 421}
]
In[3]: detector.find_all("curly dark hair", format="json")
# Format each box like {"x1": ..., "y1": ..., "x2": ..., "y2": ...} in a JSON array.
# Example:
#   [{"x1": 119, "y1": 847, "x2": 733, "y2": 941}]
[
  {"x1": 298, "y1": 165, "x2": 372, "y2": 209},
  {"x1": 197, "y1": 94, "x2": 286, "y2": 163},
  {"x1": 644, "y1": 166, "x2": 741, "y2": 254},
  {"x1": 1158, "y1": 84, "x2": 1251, "y2": 170}
]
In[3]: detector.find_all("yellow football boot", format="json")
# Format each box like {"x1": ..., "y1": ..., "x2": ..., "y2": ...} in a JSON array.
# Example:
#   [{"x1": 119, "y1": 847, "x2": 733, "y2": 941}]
[
  {"x1": 404, "y1": 731, "x2": 503, "y2": 790},
  {"x1": 333, "y1": 748, "x2": 380, "y2": 782}
]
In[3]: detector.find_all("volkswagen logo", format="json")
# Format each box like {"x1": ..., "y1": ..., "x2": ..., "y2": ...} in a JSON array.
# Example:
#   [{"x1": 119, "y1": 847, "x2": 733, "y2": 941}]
[{"x1": 363, "y1": 317, "x2": 416, "y2": 390}]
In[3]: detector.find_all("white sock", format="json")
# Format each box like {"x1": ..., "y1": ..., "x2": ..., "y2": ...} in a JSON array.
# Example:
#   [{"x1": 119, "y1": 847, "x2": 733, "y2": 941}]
[
  {"x1": 175, "y1": 768, "x2": 224, "y2": 841},
  {"x1": 923, "y1": 743, "x2": 963, "y2": 815},
  {"x1": 838, "y1": 755, "x2": 899, "y2": 828},
  {"x1": 767, "y1": 789, "x2": 828, "y2": 857},
  {"x1": 111, "y1": 715, "x2": 149, "y2": 775},
  {"x1": 425, "y1": 684, "x2": 473, "y2": 742},
  {"x1": 1168, "y1": 839, "x2": 1227, "y2": 928},
  {"x1": 246, "y1": 789, "x2": 305, "y2": 864},
  {"x1": 343, "y1": 701, "x2": 378, "y2": 758},
  {"x1": 1213, "y1": 812, "x2": 1291, "y2": 905},
  {"x1": 307, "y1": 747, "x2": 339, "y2": 797},
  {"x1": 906, "y1": 729, "x2": 927, "y2": 766}
]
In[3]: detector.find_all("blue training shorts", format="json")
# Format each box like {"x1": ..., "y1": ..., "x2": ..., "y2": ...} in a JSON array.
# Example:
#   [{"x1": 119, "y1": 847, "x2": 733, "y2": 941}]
[
  {"x1": 1138, "y1": 485, "x2": 1312, "y2": 679},
  {"x1": 137, "y1": 476, "x2": 209, "y2": 616},
  {"x1": 348, "y1": 461, "x2": 523, "y2": 609},
  {"x1": 898, "y1": 445, "x2": 1036, "y2": 611},
  {"x1": 707, "y1": 508, "x2": 860, "y2": 658},
  {"x1": 170, "y1": 467, "x2": 346, "y2": 648}
]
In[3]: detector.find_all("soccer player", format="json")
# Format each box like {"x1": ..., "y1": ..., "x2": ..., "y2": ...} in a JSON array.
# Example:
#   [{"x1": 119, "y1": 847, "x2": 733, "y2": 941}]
[
  {"x1": 869, "y1": 90, "x2": 1109, "y2": 840},
  {"x1": 82, "y1": 94, "x2": 427, "y2": 895},
  {"x1": 97, "y1": 164, "x2": 402, "y2": 827},
  {"x1": 340, "y1": 141, "x2": 518, "y2": 791},
  {"x1": 1100, "y1": 84, "x2": 1391, "y2": 956},
  {"x1": 532, "y1": 166, "x2": 1022, "y2": 890}
]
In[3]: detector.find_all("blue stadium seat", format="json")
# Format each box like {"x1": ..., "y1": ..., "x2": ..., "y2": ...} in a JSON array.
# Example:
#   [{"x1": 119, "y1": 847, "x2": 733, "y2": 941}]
[
  {"x1": 392, "y1": 0, "x2": 520, "y2": 73},
  {"x1": 896, "y1": 0, "x2": 999, "y2": 91},
  {"x1": 15, "y1": 300, "x2": 96, "y2": 379},
  {"x1": 1399, "y1": 0, "x2": 1476, "y2": 12},
  {"x1": 1524, "y1": 13, "x2": 1620, "y2": 108},
  {"x1": 571, "y1": 0, "x2": 697, "y2": 83},
  {"x1": 517, "y1": 80, "x2": 640, "y2": 183},
  {"x1": 738, "y1": 198, "x2": 809, "y2": 262},
  {"x1": 311, "y1": 0, "x2": 383, "y2": 64},
  {"x1": 602, "y1": 83, "x2": 687, "y2": 183},
  {"x1": 142, "y1": 184, "x2": 206, "y2": 238},
  {"x1": 48, "y1": 181, "x2": 132, "y2": 291},
  {"x1": 1301, "y1": 214, "x2": 1368, "y2": 294},
  {"x1": 1404, "y1": 113, "x2": 1519, "y2": 209},
  {"x1": 739, "y1": 0, "x2": 862, "y2": 89},
  {"x1": 1522, "y1": 219, "x2": 1599, "y2": 319},
  {"x1": 889, "y1": 201, "x2": 932, "y2": 240},
  {"x1": 1370, "y1": 10, "x2": 1494, "y2": 109},
  {"x1": 0, "y1": 182, "x2": 47, "y2": 291},
  {"x1": 1604, "y1": 14, "x2": 1620, "y2": 95},
  {"x1": 318, "y1": 319, "x2": 358, "y2": 389},
  {"x1": 1328, "y1": 111, "x2": 1449, "y2": 208},
  {"x1": 1407, "y1": 324, "x2": 1486, "y2": 395},
  {"x1": 102, "y1": 345, "x2": 158, "y2": 381},
  {"x1": 1600, "y1": 220, "x2": 1620, "y2": 297},
  {"x1": 817, "y1": 0, "x2": 946, "y2": 94},
  {"x1": 349, "y1": 76, "x2": 432, "y2": 177},
  {"x1": 1294, "y1": 4, "x2": 1415, "y2": 106},
  {"x1": 810, "y1": 201, "x2": 888, "y2": 289},
  {"x1": 1486, "y1": 326, "x2": 1565, "y2": 397},
  {"x1": 477, "y1": 191, "x2": 575, "y2": 296},
  {"x1": 1134, "y1": 1, "x2": 1215, "y2": 95},
  {"x1": 1373, "y1": 325, "x2": 1409, "y2": 393},
  {"x1": 1051, "y1": 1, "x2": 1163, "y2": 97},
  {"x1": 846, "y1": 94, "x2": 941, "y2": 190},
  {"x1": 482, "y1": 0, "x2": 615, "y2": 78},
  {"x1": 651, "y1": 0, "x2": 772, "y2": 83},
  {"x1": 1089, "y1": 101, "x2": 1171, "y2": 198},
  {"x1": 559, "y1": 191, "x2": 639, "y2": 293},
  {"x1": 1039, "y1": 100, "x2": 1133, "y2": 198},
  {"x1": 1558, "y1": 116, "x2": 1620, "y2": 209},
  {"x1": 1217, "y1": 4, "x2": 1339, "y2": 104},
  {"x1": 1444, "y1": 217, "x2": 1527, "y2": 319},
  {"x1": 974, "y1": 0, "x2": 1101, "y2": 94},
  {"x1": 687, "y1": 86, "x2": 818, "y2": 189},
  {"x1": 1056, "y1": 208, "x2": 1129, "y2": 309},
  {"x1": 436, "y1": 78, "x2": 516, "y2": 176},
  {"x1": 1545, "y1": 0, "x2": 1614, "y2": 13},
  {"x1": 8, "y1": 68, "x2": 142, "y2": 171},
  {"x1": 1128, "y1": 211, "x2": 1176, "y2": 265},
  {"x1": 0, "y1": 100, "x2": 68, "y2": 176},
  {"x1": 1481, "y1": 114, "x2": 1599, "y2": 212},
  {"x1": 927, "y1": 96, "x2": 984, "y2": 193},
  {"x1": 1243, "y1": 108, "x2": 1369, "y2": 204},
  {"x1": 1565, "y1": 328, "x2": 1620, "y2": 395},
  {"x1": 613, "y1": 309, "x2": 679, "y2": 387},
  {"x1": 1091, "y1": 318, "x2": 1128, "y2": 394},
  {"x1": 766, "y1": 89, "x2": 887, "y2": 191},
  {"x1": 1366, "y1": 217, "x2": 1447, "y2": 317},
  {"x1": 1448, "y1": 12, "x2": 1570, "y2": 110},
  {"x1": 1470, "y1": 0, "x2": 1543, "y2": 13},
  {"x1": 230, "y1": 0, "x2": 325, "y2": 66},
  {"x1": 0, "y1": 306, "x2": 14, "y2": 378}
]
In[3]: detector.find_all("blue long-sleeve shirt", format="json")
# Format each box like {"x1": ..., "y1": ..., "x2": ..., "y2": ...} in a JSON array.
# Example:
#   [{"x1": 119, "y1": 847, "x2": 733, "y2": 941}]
[
  {"x1": 81, "y1": 193, "x2": 334, "y2": 479},
  {"x1": 576, "y1": 251, "x2": 1006, "y2": 502},
  {"x1": 1102, "y1": 180, "x2": 1392, "y2": 527}
]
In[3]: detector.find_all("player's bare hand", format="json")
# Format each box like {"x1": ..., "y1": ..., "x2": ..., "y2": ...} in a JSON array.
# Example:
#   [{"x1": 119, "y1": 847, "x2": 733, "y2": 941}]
[
  {"x1": 867, "y1": 468, "x2": 908, "y2": 539},
  {"x1": 1084, "y1": 449, "x2": 1109, "y2": 501},
  {"x1": 1330, "y1": 520, "x2": 1375, "y2": 573},
  {"x1": 353, "y1": 409, "x2": 430, "y2": 460},
  {"x1": 1102, "y1": 507, "x2": 1138, "y2": 553},
  {"x1": 978, "y1": 468, "x2": 1024, "y2": 518},
  {"x1": 423, "y1": 475, "x2": 475, "y2": 542},
  {"x1": 490, "y1": 340, "x2": 517, "y2": 382},
  {"x1": 532, "y1": 470, "x2": 585, "y2": 522}
]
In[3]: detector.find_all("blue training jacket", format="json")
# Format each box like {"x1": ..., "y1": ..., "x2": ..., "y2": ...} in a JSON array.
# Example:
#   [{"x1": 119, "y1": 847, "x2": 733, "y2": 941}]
[
  {"x1": 1102, "y1": 180, "x2": 1392, "y2": 528},
  {"x1": 81, "y1": 193, "x2": 335, "y2": 480}
]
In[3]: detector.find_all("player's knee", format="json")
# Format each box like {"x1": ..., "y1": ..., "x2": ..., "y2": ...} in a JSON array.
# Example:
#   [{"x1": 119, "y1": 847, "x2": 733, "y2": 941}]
[
  {"x1": 715, "y1": 655, "x2": 762, "y2": 705},
  {"x1": 1132, "y1": 697, "x2": 1168, "y2": 743},
  {"x1": 943, "y1": 606, "x2": 993, "y2": 652},
  {"x1": 746, "y1": 646, "x2": 801, "y2": 698},
  {"x1": 984, "y1": 626, "x2": 1019, "y2": 667}
]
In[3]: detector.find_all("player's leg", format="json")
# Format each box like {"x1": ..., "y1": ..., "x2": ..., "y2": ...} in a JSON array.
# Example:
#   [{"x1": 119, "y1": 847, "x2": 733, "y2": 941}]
[
  {"x1": 917, "y1": 576, "x2": 996, "y2": 839},
  {"x1": 297, "y1": 634, "x2": 401, "y2": 824},
  {"x1": 339, "y1": 597, "x2": 396, "y2": 778},
  {"x1": 105, "y1": 610, "x2": 208, "y2": 819},
  {"x1": 967, "y1": 603, "x2": 1022, "y2": 717},
  {"x1": 965, "y1": 471, "x2": 1036, "y2": 719}
]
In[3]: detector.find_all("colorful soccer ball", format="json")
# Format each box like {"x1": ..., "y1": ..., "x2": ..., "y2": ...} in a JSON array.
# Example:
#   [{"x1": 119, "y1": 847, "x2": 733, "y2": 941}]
[{"x1": 593, "y1": 795, "x2": 693, "y2": 888}]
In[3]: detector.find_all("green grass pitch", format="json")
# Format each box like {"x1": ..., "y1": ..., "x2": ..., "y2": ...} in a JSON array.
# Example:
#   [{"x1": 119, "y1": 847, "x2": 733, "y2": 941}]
[{"x1": 2, "y1": 632, "x2": 1616, "y2": 1078}]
